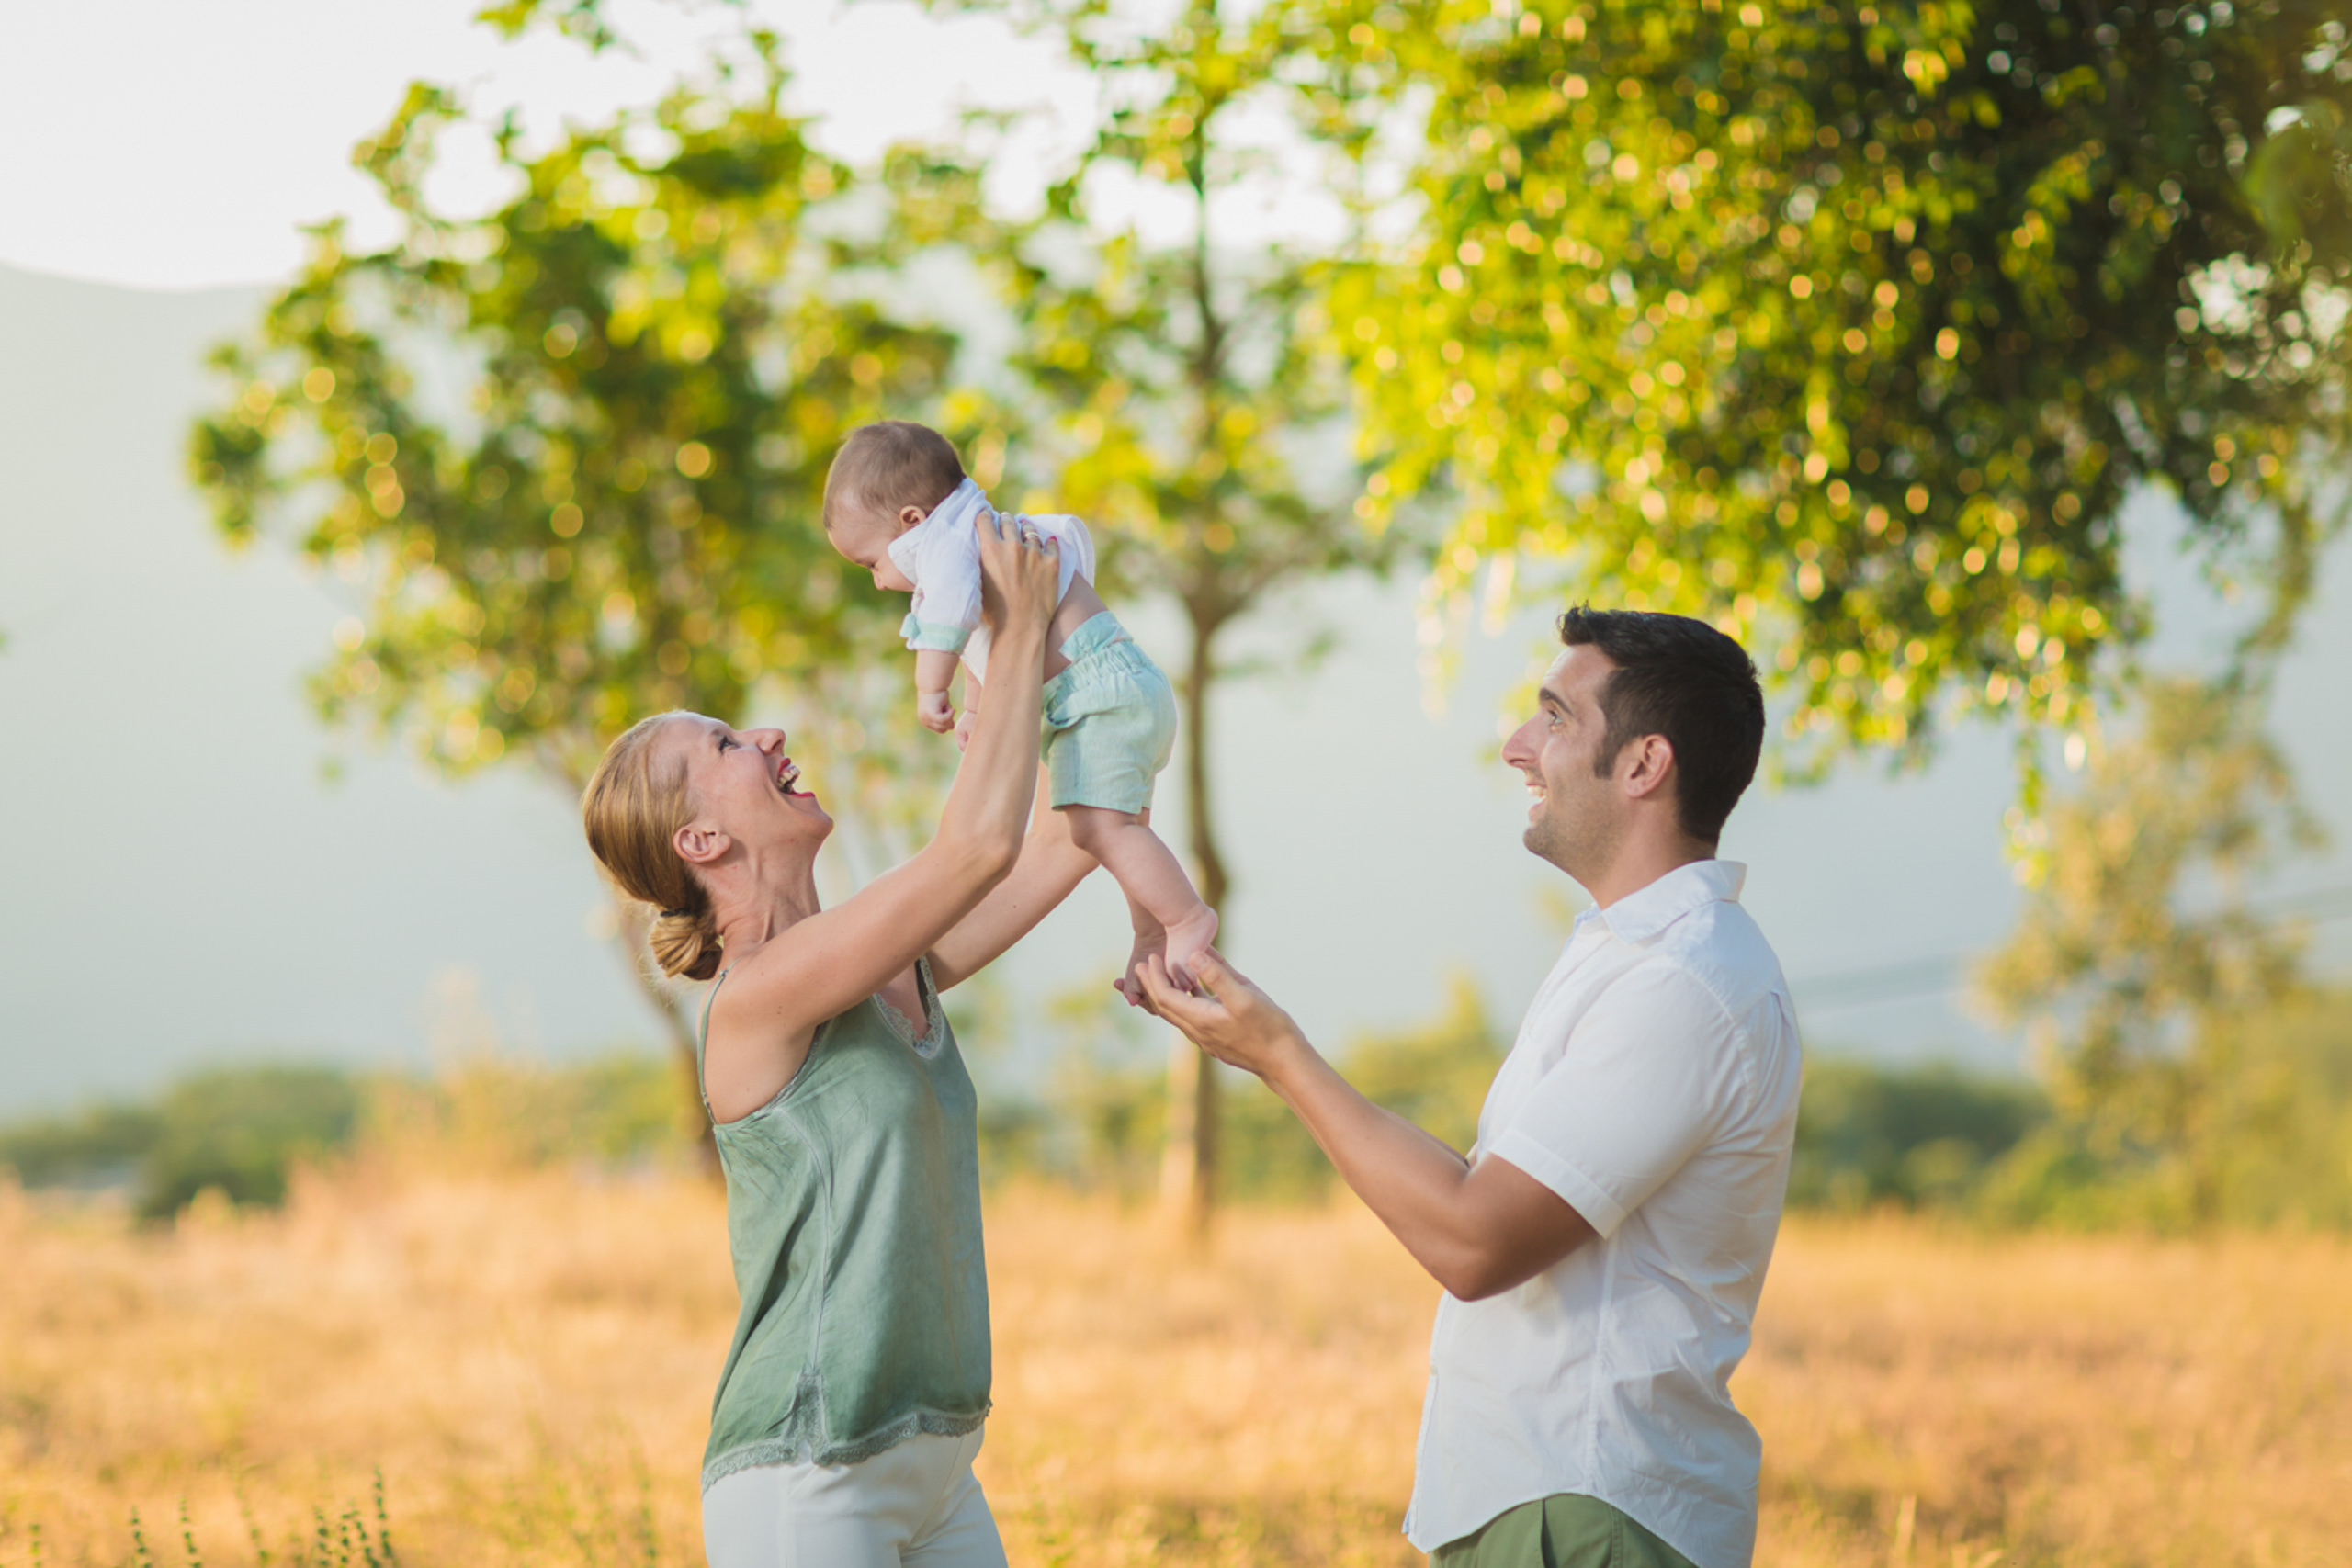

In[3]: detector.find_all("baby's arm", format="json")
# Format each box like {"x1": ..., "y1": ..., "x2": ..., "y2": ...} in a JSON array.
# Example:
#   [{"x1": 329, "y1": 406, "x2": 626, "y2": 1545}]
[
  {"x1": 903, "y1": 519, "x2": 986, "y2": 737},
  {"x1": 916, "y1": 648, "x2": 959, "y2": 733}
]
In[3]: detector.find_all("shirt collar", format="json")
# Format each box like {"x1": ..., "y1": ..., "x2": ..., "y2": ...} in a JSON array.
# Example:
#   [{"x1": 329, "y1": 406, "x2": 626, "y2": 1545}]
[
  {"x1": 1580, "y1": 858, "x2": 1747, "y2": 945},
  {"x1": 884, "y1": 477, "x2": 989, "y2": 580}
]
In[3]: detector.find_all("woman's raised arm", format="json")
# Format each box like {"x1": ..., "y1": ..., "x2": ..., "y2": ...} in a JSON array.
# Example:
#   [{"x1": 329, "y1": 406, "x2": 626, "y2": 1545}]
[
  {"x1": 709, "y1": 513, "x2": 1060, "y2": 1066},
  {"x1": 926, "y1": 773, "x2": 1101, "y2": 991}
]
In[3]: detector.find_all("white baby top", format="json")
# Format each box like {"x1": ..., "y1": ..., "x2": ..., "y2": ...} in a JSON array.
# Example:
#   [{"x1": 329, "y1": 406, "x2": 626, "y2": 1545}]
[
  {"x1": 1405, "y1": 858, "x2": 1802, "y2": 1568},
  {"x1": 886, "y1": 478, "x2": 1095, "y2": 682}
]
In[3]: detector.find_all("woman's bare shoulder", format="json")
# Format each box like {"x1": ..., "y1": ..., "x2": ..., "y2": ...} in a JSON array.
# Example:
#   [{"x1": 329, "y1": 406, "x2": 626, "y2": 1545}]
[{"x1": 702, "y1": 966, "x2": 821, "y2": 1122}]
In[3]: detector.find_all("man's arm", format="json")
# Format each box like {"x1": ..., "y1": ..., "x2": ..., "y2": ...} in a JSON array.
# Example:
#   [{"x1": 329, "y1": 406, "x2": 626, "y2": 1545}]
[{"x1": 1136, "y1": 951, "x2": 1596, "y2": 1299}]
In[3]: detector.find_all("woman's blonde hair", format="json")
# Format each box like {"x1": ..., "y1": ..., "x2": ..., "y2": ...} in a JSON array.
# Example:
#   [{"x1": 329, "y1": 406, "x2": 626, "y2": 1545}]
[{"x1": 582, "y1": 713, "x2": 724, "y2": 981}]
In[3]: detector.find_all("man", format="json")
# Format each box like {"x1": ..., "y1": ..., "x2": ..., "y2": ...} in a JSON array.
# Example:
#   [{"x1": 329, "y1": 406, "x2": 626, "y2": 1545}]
[{"x1": 1136, "y1": 608, "x2": 1800, "y2": 1568}]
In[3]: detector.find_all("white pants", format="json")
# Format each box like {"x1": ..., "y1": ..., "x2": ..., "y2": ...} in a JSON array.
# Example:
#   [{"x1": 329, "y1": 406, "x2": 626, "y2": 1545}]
[{"x1": 701, "y1": 1427, "x2": 1007, "y2": 1568}]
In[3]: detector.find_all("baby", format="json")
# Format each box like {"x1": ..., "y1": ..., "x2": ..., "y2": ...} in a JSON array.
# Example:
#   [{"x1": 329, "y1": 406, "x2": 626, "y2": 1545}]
[{"x1": 822, "y1": 420, "x2": 1218, "y2": 986}]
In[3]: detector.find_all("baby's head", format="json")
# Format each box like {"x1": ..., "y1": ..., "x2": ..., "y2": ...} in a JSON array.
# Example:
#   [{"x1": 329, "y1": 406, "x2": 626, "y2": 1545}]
[{"x1": 822, "y1": 421, "x2": 966, "y2": 586}]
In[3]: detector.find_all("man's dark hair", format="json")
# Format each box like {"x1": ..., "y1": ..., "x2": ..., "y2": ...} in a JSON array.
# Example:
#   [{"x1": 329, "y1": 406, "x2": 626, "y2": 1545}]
[{"x1": 1558, "y1": 607, "x2": 1765, "y2": 845}]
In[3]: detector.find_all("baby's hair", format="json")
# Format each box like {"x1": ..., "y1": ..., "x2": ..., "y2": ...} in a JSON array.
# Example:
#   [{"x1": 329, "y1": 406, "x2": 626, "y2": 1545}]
[{"x1": 822, "y1": 421, "x2": 966, "y2": 535}]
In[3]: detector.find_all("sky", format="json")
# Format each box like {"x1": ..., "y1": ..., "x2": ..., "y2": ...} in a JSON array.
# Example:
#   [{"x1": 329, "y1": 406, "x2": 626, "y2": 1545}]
[
  {"x1": 0, "y1": 0, "x2": 1324, "y2": 293},
  {"x1": 1, "y1": 2, "x2": 2347, "y2": 1117}
]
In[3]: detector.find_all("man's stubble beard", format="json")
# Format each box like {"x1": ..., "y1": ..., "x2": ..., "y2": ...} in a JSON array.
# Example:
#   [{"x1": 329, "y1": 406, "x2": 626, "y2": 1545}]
[{"x1": 1523, "y1": 790, "x2": 1620, "y2": 891}]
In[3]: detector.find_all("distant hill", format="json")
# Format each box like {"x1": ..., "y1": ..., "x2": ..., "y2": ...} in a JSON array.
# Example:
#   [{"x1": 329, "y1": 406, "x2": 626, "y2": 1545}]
[{"x1": 0, "y1": 263, "x2": 654, "y2": 1111}]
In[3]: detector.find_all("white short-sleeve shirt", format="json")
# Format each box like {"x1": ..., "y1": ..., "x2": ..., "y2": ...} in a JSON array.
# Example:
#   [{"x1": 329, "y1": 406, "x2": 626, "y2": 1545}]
[
  {"x1": 885, "y1": 478, "x2": 1094, "y2": 682},
  {"x1": 1405, "y1": 859, "x2": 1801, "y2": 1568}
]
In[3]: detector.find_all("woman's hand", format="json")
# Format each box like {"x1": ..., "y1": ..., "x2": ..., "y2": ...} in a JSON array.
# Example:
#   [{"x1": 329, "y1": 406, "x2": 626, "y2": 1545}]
[
  {"x1": 976, "y1": 510, "x2": 1059, "y2": 642},
  {"x1": 929, "y1": 509, "x2": 1053, "y2": 890}
]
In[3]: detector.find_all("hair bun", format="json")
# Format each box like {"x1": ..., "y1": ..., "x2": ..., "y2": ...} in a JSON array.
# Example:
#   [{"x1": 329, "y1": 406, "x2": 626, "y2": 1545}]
[
  {"x1": 649, "y1": 904, "x2": 723, "y2": 982},
  {"x1": 581, "y1": 713, "x2": 724, "y2": 982}
]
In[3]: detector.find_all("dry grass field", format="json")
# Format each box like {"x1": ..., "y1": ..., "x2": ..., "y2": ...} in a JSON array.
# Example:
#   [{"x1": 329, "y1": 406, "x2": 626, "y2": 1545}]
[{"x1": 3, "y1": 1145, "x2": 2349, "y2": 1568}]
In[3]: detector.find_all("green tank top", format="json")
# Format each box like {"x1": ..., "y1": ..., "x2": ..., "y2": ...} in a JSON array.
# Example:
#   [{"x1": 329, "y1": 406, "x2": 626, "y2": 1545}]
[{"x1": 695, "y1": 957, "x2": 990, "y2": 1489}]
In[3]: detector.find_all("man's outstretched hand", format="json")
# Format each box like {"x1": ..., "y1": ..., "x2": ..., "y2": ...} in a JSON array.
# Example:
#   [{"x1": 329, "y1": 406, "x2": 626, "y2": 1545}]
[
  {"x1": 1132, "y1": 948, "x2": 1308, "y2": 1082},
  {"x1": 1142, "y1": 945, "x2": 1595, "y2": 1299}
]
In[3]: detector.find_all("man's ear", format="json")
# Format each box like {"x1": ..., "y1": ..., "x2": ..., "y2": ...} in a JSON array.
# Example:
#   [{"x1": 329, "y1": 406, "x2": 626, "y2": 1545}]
[
  {"x1": 1618, "y1": 733, "x2": 1677, "y2": 803},
  {"x1": 673, "y1": 819, "x2": 730, "y2": 867}
]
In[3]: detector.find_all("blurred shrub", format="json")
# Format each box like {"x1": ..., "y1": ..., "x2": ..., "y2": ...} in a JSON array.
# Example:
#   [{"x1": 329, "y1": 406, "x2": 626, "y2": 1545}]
[
  {"x1": 0, "y1": 1100, "x2": 164, "y2": 1190},
  {"x1": 0, "y1": 1052, "x2": 690, "y2": 1219},
  {"x1": 1789, "y1": 1057, "x2": 2047, "y2": 1214},
  {"x1": 12, "y1": 983, "x2": 2342, "y2": 1231},
  {"x1": 137, "y1": 1066, "x2": 362, "y2": 1220},
  {"x1": 1798, "y1": 987, "x2": 2352, "y2": 1230},
  {"x1": 2211, "y1": 987, "x2": 2352, "y2": 1230},
  {"x1": 0, "y1": 1065, "x2": 359, "y2": 1221},
  {"x1": 364, "y1": 1051, "x2": 692, "y2": 1172},
  {"x1": 983, "y1": 971, "x2": 1505, "y2": 1203},
  {"x1": 1973, "y1": 986, "x2": 2352, "y2": 1232},
  {"x1": 1339, "y1": 974, "x2": 1505, "y2": 1156}
]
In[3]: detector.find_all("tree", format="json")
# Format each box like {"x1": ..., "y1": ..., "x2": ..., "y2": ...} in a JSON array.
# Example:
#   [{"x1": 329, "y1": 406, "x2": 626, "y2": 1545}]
[
  {"x1": 1310, "y1": 0, "x2": 2352, "y2": 768},
  {"x1": 1974, "y1": 674, "x2": 2323, "y2": 1226},
  {"x1": 961, "y1": 0, "x2": 1419, "y2": 1235},
  {"x1": 190, "y1": 44, "x2": 977, "y2": 1150}
]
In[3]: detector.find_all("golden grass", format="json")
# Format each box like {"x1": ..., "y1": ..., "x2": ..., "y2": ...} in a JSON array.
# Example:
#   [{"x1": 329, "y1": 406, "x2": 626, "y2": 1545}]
[{"x1": 4, "y1": 1155, "x2": 2348, "y2": 1568}]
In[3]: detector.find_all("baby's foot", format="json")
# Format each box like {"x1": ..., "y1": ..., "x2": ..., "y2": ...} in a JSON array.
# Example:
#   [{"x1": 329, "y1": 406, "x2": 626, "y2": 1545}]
[
  {"x1": 1114, "y1": 925, "x2": 1162, "y2": 1009},
  {"x1": 1160, "y1": 904, "x2": 1219, "y2": 991}
]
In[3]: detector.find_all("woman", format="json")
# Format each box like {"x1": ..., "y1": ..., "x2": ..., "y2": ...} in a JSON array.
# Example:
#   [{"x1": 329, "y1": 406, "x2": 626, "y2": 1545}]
[{"x1": 582, "y1": 512, "x2": 1092, "y2": 1567}]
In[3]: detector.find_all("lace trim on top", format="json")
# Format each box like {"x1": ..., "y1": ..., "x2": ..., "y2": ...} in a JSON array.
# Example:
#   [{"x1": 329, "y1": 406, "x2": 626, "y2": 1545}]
[
  {"x1": 876, "y1": 959, "x2": 948, "y2": 1061},
  {"x1": 700, "y1": 1403, "x2": 990, "y2": 1491}
]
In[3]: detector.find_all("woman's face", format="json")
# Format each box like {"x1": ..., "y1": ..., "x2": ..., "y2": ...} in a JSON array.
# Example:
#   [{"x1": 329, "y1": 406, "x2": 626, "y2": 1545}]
[{"x1": 661, "y1": 714, "x2": 832, "y2": 856}]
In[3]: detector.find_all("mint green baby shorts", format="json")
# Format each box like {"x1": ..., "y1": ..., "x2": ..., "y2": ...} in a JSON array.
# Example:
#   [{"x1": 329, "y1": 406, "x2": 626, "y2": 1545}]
[{"x1": 1039, "y1": 613, "x2": 1176, "y2": 815}]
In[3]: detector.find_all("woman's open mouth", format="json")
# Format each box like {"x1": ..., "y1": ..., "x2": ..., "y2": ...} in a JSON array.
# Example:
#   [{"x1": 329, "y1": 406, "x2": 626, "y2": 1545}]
[{"x1": 776, "y1": 756, "x2": 802, "y2": 795}]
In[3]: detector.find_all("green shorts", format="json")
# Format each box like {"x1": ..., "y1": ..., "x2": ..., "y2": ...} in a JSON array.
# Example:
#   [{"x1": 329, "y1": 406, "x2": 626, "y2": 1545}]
[
  {"x1": 1039, "y1": 613, "x2": 1176, "y2": 815},
  {"x1": 1431, "y1": 1494, "x2": 1696, "y2": 1568}
]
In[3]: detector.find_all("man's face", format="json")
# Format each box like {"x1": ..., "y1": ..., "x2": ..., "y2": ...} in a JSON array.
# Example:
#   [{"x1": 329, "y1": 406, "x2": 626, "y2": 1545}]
[{"x1": 1501, "y1": 645, "x2": 1624, "y2": 879}]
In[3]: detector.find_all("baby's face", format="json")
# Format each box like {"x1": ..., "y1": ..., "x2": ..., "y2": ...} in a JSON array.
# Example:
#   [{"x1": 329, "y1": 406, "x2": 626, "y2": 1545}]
[{"x1": 829, "y1": 505, "x2": 917, "y2": 592}]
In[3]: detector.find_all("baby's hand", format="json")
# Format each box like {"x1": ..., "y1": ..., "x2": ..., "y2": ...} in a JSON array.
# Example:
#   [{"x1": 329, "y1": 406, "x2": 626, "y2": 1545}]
[
  {"x1": 917, "y1": 690, "x2": 956, "y2": 733},
  {"x1": 954, "y1": 707, "x2": 977, "y2": 753},
  {"x1": 1114, "y1": 920, "x2": 1166, "y2": 1010}
]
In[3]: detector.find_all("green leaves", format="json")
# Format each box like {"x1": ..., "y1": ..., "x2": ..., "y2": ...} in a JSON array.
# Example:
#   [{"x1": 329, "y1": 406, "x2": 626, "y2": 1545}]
[
  {"x1": 2246, "y1": 96, "x2": 2352, "y2": 254},
  {"x1": 194, "y1": 0, "x2": 2352, "y2": 828},
  {"x1": 986, "y1": 0, "x2": 1408, "y2": 641},
  {"x1": 1974, "y1": 673, "x2": 2325, "y2": 1224},
  {"x1": 1317, "y1": 0, "x2": 2352, "y2": 761},
  {"x1": 192, "y1": 72, "x2": 963, "y2": 790}
]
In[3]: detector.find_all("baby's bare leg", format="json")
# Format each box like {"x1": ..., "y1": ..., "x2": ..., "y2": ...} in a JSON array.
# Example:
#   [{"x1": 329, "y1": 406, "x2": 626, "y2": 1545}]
[{"x1": 1063, "y1": 805, "x2": 1217, "y2": 984}]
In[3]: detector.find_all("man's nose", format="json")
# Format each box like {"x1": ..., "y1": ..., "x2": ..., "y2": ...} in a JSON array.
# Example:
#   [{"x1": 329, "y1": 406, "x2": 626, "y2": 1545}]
[{"x1": 1500, "y1": 718, "x2": 1538, "y2": 767}]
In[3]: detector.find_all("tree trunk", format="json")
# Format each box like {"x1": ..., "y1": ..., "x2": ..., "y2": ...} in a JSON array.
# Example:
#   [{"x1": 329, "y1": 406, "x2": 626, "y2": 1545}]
[
  {"x1": 1161, "y1": 608, "x2": 1228, "y2": 1241},
  {"x1": 1161, "y1": 139, "x2": 1233, "y2": 1243},
  {"x1": 1159, "y1": 1029, "x2": 1216, "y2": 1235},
  {"x1": 609, "y1": 891, "x2": 720, "y2": 1178}
]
